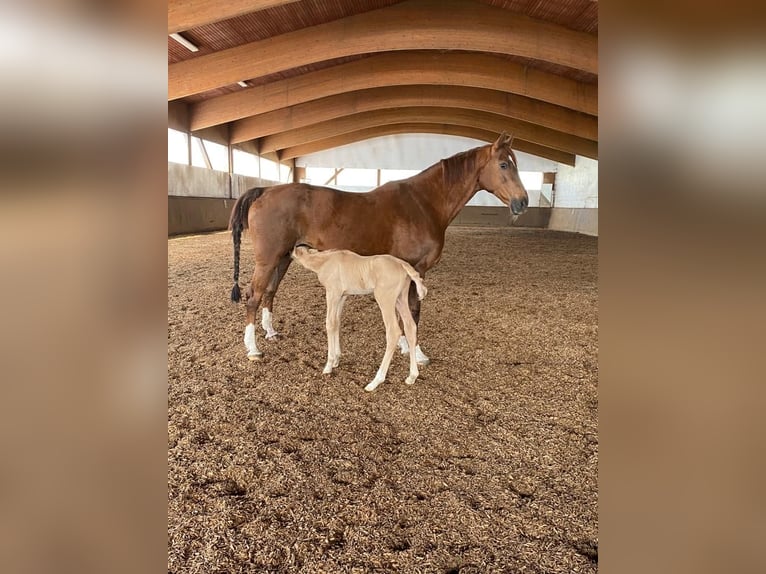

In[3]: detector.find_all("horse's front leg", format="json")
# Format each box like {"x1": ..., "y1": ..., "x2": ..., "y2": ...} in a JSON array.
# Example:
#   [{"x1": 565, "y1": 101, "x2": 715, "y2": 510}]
[
  {"x1": 323, "y1": 290, "x2": 342, "y2": 374},
  {"x1": 398, "y1": 280, "x2": 430, "y2": 366}
]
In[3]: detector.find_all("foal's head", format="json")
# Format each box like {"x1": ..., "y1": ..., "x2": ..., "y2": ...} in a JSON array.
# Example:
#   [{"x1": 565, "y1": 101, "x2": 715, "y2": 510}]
[
  {"x1": 292, "y1": 244, "x2": 326, "y2": 273},
  {"x1": 478, "y1": 132, "x2": 529, "y2": 215}
]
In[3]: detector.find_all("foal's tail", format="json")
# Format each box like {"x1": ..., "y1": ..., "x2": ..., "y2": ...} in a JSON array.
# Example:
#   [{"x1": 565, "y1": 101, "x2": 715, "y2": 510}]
[
  {"x1": 229, "y1": 187, "x2": 265, "y2": 302},
  {"x1": 401, "y1": 262, "x2": 427, "y2": 300}
]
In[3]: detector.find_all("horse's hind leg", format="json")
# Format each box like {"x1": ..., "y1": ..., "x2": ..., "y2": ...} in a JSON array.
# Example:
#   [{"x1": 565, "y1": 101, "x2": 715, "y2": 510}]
[
  {"x1": 398, "y1": 280, "x2": 430, "y2": 366},
  {"x1": 243, "y1": 261, "x2": 279, "y2": 360},
  {"x1": 260, "y1": 254, "x2": 291, "y2": 340},
  {"x1": 396, "y1": 293, "x2": 419, "y2": 385}
]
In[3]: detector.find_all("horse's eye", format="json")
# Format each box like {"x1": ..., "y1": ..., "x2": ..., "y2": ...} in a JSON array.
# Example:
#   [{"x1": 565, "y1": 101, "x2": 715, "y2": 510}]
[{"x1": 500, "y1": 162, "x2": 509, "y2": 170}]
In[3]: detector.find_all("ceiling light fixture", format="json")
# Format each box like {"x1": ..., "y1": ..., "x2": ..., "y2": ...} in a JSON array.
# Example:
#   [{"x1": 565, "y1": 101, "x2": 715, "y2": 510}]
[
  {"x1": 237, "y1": 81, "x2": 249, "y2": 88},
  {"x1": 169, "y1": 33, "x2": 199, "y2": 52}
]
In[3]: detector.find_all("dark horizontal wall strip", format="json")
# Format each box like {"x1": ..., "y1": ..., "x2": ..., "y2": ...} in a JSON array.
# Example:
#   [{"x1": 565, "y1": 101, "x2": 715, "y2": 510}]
[
  {"x1": 169, "y1": 198, "x2": 550, "y2": 236},
  {"x1": 451, "y1": 206, "x2": 550, "y2": 228}
]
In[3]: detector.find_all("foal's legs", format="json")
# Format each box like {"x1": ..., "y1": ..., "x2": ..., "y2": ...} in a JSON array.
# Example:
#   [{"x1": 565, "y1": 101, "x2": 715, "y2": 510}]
[
  {"x1": 260, "y1": 254, "x2": 291, "y2": 340},
  {"x1": 323, "y1": 289, "x2": 344, "y2": 374},
  {"x1": 396, "y1": 292, "x2": 419, "y2": 385},
  {"x1": 398, "y1": 280, "x2": 430, "y2": 365},
  {"x1": 364, "y1": 291, "x2": 402, "y2": 392}
]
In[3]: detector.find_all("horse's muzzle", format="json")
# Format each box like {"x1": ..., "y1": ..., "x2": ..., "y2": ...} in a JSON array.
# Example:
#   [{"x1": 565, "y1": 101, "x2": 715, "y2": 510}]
[{"x1": 511, "y1": 197, "x2": 528, "y2": 215}]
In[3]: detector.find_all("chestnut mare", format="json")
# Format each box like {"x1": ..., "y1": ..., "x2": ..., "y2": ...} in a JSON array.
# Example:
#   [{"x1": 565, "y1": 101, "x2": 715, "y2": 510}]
[{"x1": 228, "y1": 132, "x2": 528, "y2": 362}]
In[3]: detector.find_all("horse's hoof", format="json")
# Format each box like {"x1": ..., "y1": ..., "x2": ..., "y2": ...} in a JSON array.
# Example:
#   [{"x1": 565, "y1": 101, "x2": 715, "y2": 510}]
[
  {"x1": 364, "y1": 380, "x2": 382, "y2": 392},
  {"x1": 265, "y1": 332, "x2": 280, "y2": 340},
  {"x1": 416, "y1": 357, "x2": 430, "y2": 367},
  {"x1": 405, "y1": 377, "x2": 417, "y2": 385},
  {"x1": 247, "y1": 353, "x2": 263, "y2": 361}
]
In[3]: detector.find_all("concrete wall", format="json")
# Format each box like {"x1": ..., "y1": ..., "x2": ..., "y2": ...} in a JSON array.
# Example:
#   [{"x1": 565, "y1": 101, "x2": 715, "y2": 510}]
[
  {"x1": 168, "y1": 200, "x2": 550, "y2": 235},
  {"x1": 548, "y1": 208, "x2": 598, "y2": 236},
  {"x1": 452, "y1": 206, "x2": 550, "y2": 228},
  {"x1": 169, "y1": 196, "x2": 237, "y2": 235},
  {"x1": 168, "y1": 163, "x2": 279, "y2": 235}
]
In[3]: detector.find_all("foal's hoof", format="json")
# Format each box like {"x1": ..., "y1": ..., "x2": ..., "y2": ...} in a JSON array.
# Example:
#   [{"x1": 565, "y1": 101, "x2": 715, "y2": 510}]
[
  {"x1": 416, "y1": 357, "x2": 430, "y2": 367},
  {"x1": 405, "y1": 376, "x2": 417, "y2": 385},
  {"x1": 364, "y1": 379, "x2": 383, "y2": 392},
  {"x1": 264, "y1": 331, "x2": 280, "y2": 340},
  {"x1": 247, "y1": 352, "x2": 264, "y2": 362}
]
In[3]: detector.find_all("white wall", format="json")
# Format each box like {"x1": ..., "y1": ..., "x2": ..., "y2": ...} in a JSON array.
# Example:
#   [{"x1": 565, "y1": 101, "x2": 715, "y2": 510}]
[
  {"x1": 296, "y1": 133, "x2": 558, "y2": 207},
  {"x1": 546, "y1": 155, "x2": 598, "y2": 235},
  {"x1": 553, "y1": 155, "x2": 598, "y2": 208},
  {"x1": 296, "y1": 133, "x2": 559, "y2": 172}
]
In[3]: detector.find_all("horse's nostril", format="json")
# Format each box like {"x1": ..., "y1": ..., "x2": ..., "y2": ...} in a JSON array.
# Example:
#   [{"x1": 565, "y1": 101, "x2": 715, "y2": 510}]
[{"x1": 511, "y1": 197, "x2": 527, "y2": 214}]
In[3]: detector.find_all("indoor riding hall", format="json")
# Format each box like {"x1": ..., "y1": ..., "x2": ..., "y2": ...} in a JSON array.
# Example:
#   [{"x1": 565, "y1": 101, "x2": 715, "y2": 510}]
[{"x1": 168, "y1": 1, "x2": 598, "y2": 572}]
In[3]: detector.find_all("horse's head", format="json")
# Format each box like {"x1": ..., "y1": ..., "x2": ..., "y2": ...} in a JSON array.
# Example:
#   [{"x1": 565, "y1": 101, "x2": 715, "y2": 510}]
[{"x1": 478, "y1": 132, "x2": 529, "y2": 215}]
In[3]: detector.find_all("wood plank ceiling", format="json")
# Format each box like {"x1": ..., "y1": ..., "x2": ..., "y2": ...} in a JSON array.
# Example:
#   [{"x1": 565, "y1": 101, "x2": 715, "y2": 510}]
[{"x1": 168, "y1": 0, "x2": 598, "y2": 166}]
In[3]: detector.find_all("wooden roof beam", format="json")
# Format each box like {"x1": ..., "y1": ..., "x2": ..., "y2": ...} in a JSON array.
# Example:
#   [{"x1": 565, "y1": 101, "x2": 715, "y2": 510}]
[
  {"x1": 169, "y1": 0, "x2": 598, "y2": 100},
  {"x1": 168, "y1": 1, "x2": 300, "y2": 34},
  {"x1": 258, "y1": 107, "x2": 598, "y2": 159},
  {"x1": 229, "y1": 85, "x2": 597, "y2": 144},
  {"x1": 190, "y1": 51, "x2": 597, "y2": 130}
]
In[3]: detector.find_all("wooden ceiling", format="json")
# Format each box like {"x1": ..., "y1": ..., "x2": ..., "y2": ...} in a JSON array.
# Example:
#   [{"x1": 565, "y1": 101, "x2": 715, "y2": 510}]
[{"x1": 168, "y1": 0, "x2": 598, "y2": 166}]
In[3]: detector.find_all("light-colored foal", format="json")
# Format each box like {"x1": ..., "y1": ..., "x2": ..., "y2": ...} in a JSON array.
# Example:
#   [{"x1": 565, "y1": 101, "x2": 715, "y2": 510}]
[{"x1": 291, "y1": 246, "x2": 427, "y2": 391}]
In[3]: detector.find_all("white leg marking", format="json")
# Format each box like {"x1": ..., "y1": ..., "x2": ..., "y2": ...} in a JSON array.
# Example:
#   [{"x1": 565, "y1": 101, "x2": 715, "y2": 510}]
[
  {"x1": 261, "y1": 308, "x2": 279, "y2": 339},
  {"x1": 244, "y1": 323, "x2": 262, "y2": 360},
  {"x1": 415, "y1": 345, "x2": 430, "y2": 366},
  {"x1": 365, "y1": 370, "x2": 385, "y2": 392},
  {"x1": 398, "y1": 335, "x2": 410, "y2": 354},
  {"x1": 401, "y1": 312, "x2": 419, "y2": 385}
]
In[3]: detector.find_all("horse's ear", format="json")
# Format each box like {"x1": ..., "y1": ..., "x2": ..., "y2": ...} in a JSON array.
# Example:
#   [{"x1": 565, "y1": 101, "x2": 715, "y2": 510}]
[
  {"x1": 492, "y1": 132, "x2": 508, "y2": 153},
  {"x1": 504, "y1": 133, "x2": 514, "y2": 148}
]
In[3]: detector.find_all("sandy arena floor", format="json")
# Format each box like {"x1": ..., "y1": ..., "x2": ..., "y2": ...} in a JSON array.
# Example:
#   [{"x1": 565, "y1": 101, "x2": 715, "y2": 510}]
[{"x1": 168, "y1": 226, "x2": 598, "y2": 573}]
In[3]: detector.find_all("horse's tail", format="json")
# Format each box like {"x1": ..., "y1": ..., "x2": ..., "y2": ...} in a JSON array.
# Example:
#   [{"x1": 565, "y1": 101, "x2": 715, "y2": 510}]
[
  {"x1": 229, "y1": 187, "x2": 266, "y2": 302},
  {"x1": 400, "y1": 261, "x2": 427, "y2": 301}
]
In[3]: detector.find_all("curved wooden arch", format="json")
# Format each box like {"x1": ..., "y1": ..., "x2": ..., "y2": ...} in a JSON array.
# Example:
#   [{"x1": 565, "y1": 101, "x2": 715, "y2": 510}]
[
  {"x1": 278, "y1": 124, "x2": 576, "y2": 166},
  {"x1": 191, "y1": 51, "x2": 598, "y2": 130},
  {"x1": 169, "y1": 0, "x2": 597, "y2": 100},
  {"x1": 258, "y1": 107, "x2": 598, "y2": 159},
  {"x1": 230, "y1": 85, "x2": 597, "y2": 144}
]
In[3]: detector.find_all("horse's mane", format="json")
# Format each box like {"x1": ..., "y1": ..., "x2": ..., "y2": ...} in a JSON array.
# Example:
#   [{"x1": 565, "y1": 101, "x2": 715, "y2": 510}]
[
  {"x1": 441, "y1": 148, "x2": 482, "y2": 190},
  {"x1": 440, "y1": 144, "x2": 518, "y2": 189}
]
